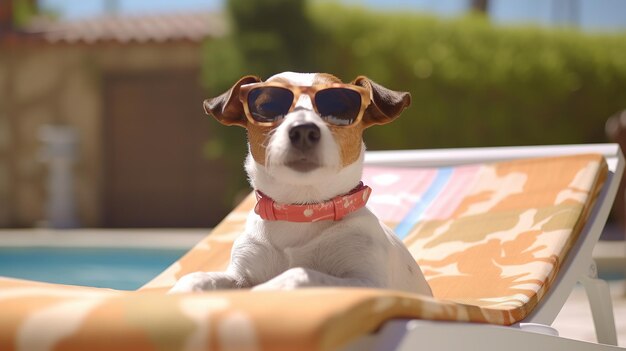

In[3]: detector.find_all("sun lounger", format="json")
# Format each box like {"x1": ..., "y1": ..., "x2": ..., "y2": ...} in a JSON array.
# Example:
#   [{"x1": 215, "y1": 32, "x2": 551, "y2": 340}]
[{"x1": 0, "y1": 144, "x2": 622, "y2": 351}]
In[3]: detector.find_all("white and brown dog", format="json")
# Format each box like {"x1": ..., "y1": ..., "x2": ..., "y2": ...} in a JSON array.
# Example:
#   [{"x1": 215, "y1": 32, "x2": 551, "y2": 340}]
[{"x1": 169, "y1": 72, "x2": 432, "y2": 295}]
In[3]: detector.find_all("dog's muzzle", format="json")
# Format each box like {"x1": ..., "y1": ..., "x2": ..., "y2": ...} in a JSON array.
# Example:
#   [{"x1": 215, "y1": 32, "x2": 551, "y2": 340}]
[{"x1": 284, "y1": 122, "x2": 322, "y2": 172}]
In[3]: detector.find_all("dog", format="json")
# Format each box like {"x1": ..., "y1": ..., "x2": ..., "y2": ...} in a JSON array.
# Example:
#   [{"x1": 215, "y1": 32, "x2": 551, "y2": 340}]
[{"x1": 169, "y1": 72, "x2": 432, "y2": 295}]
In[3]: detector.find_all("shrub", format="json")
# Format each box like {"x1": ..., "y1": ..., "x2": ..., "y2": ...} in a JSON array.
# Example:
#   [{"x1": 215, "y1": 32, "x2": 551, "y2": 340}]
[{"x1": 308, "y1": 3, "x2": 626, "y2": 149}]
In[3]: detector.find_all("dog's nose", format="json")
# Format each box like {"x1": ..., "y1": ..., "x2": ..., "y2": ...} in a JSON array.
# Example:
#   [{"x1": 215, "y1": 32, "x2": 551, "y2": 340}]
[{"x1": 289, "y1": 123, "x2": 321, "y2": 151}]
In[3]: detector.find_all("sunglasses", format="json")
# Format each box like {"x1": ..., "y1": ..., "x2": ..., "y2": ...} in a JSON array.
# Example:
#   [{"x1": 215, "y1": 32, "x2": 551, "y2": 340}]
[{"x1": 239, "y1": 82, "x2": 371, "y2": 127}]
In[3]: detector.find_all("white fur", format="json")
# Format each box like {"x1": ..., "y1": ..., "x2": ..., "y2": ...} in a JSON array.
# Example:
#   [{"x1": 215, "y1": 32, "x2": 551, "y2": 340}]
[
  {"x1": 169, "y1": 72, "x2": 432, "y2": 296},
  {"x1": 268, "y1": 71, "x2": 316, "y2": 86}
]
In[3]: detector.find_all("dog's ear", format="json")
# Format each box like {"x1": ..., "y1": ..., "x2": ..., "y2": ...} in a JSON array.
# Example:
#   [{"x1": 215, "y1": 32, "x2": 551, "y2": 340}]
[
  {"x1": 351, "y1": 76, "x2": 411, "y2": 127},
  {"x1": 203, "y1": 75, "x2": 262, "y2": 126}
]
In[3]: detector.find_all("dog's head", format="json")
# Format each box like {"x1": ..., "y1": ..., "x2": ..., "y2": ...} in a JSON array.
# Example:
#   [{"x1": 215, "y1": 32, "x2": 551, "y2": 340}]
[{"x1": 204, "y1": 72, "x2": 410, "y2": 202}]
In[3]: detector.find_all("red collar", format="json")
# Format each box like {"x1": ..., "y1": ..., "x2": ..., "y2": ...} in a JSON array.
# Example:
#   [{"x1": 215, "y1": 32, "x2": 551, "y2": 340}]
[{"x1": 254, "y1": 182, "x2": 371, "y2": 222}]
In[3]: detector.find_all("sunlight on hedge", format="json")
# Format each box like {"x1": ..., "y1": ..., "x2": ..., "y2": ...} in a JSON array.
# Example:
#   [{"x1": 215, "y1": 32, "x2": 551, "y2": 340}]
[{"x1": 308, "y1": 3, "x2": 626, "y2": 149}]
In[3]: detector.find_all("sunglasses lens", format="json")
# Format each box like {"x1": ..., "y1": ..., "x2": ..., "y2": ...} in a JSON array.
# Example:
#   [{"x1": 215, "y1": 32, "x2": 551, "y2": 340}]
[
  {"x1": 315, "y1": 88, "x2": 362, "y2": 126},
  {"x1": 247, "y1": 87, "x2": 294, "y2": 123}
]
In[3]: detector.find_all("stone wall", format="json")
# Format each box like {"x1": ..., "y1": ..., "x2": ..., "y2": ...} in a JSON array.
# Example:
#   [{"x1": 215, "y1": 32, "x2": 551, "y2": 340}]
[
  {"x1": 0, "y1": 54, "x2": 11, "y2": 226},
  {"x1": 0, "y1": 43, "x2": 204, "y2": 227}
]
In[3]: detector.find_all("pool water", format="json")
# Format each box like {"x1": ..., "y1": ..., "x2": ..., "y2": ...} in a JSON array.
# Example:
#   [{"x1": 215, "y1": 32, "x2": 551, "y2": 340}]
[{"x1": 0, "y1": 247, "x2": 187, "y2": 290}]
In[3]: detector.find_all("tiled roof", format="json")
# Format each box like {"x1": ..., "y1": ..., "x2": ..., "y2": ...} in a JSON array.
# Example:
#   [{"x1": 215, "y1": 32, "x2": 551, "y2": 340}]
[{"x1": 27, "y1": 12, "x2": 227, "y2": 44}]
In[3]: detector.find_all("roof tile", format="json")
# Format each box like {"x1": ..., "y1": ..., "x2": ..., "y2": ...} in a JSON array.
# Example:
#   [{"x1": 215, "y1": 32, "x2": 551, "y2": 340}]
[{"x1": 27, "y1": 12, "x2": 227, "y2": 44}]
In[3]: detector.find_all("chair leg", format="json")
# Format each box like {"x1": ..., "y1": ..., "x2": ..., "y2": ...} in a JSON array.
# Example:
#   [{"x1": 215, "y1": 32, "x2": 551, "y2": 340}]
[
  {"x1": 370, "y1": 320, "x2": 626, "y2": 351},
  {"x1": 579, "y1": 260, "x2": 618, "y2": 346}
]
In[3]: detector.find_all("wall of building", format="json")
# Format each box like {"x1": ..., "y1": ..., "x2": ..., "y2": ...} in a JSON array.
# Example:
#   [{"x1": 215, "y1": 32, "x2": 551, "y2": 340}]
[{"x1": 0, "y1": 42, "x2": 204, "y2": 227}]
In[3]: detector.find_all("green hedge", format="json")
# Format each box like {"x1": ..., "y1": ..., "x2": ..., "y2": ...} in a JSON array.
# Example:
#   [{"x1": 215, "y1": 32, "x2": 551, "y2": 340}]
[{"x1": 308, "y1": 3, "x2": 626, "y2": 149}]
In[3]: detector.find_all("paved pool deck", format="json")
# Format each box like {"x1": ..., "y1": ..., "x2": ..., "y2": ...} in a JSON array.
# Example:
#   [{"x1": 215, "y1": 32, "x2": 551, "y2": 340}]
[
  {"x1": 554, "y1": 280, "x2": 626, "y2": 346},
  {"x1": 0, "y1": 228, "x2": 208, "y2": 249}
]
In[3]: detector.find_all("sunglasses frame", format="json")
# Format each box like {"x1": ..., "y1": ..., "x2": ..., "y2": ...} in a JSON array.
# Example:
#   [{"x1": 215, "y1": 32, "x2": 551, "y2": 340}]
[{"x1": 239, "y1": 81, "x2": 372, "y2": 127}]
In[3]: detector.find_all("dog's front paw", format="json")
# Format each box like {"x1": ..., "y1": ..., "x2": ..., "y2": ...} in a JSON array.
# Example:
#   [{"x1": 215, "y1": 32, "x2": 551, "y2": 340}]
[
  {"x1": 252, "y1": 267, "x2": 312, "y2": 291},
  {"x1": 168, "y1": 272, "x2": 213, "y2": 294},
  {"x1": 168, "y1": 272, "x2": 240, "y2": 293}
]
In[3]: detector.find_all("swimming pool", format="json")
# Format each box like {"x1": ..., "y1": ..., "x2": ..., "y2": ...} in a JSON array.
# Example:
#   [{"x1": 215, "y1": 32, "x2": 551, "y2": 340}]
[{"x1": 0, "y1": 247, "x2": 187, "y2": 290}]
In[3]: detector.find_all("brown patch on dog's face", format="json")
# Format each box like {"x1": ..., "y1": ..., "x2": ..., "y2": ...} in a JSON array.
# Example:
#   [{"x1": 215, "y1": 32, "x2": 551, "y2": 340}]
[
  {"x1": 328, "y1": 125, "x2": 365, "y2": 166},
  {"x1": 246, "y1": 125, "x2": 273, "y2": 166}
]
